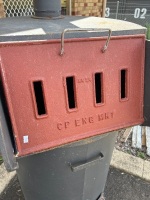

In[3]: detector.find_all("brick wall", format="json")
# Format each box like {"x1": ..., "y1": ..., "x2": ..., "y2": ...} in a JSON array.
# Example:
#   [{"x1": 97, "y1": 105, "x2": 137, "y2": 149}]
[
  {"x1": 0, "y1": 0, "x2": 5, "y2": 18},
  {"x1": 0, "y1": 0, "x2": 104, "y2": 18},
  {"x1": 72, "y1": 0, "x2": 104, "y2": 17}
]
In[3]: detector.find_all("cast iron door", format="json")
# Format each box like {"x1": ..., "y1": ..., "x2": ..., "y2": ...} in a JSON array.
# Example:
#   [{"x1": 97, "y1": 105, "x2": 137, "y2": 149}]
[{"x1": 0, "y1": 35, "x2": 145, "y2": 156}]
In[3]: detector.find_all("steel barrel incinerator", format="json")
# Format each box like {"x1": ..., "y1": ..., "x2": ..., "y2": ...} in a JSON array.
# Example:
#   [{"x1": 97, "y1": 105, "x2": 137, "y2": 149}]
[{"x1": 0, "y1": 0, "x2": 146, "y2": 199}]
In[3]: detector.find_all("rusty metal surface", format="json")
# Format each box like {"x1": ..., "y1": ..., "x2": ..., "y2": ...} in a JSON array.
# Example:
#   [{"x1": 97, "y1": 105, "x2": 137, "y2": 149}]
[{"x1": 0, "y1": 35, "x2": 145, "y2": 156}]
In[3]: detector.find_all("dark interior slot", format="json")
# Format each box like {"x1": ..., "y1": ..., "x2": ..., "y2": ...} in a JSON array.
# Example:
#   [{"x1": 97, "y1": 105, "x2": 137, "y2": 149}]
[
  {"x1": 95, "y1": 73, "x2": 103, "y2": 104},
  {"x1": 33, "y1": 81, "x2": 46, "y2": 115},
  {"x1": 66, "y1": 77, "x2": 76, "y2": 109},
  {"x1": 121, "y1": 69, "x2": 127, "y2": 99},
  {"x1": 96, "y1": 194, "x2": 101, "y2": 200}
]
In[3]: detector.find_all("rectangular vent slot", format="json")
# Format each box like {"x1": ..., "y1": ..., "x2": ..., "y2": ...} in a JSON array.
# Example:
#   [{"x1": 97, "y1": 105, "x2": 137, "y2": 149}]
[
  {"x1": 121, "y1": 69, "x2": 127, "y2": 99},
  {"x1": 66, "y1": 77, "x2": 76, "y2": 109},
  {"x1": 33, "y1": 81, "x2": 46, "y2": 116},
  {"x1": 95, "y1": 73, "x2": 103, "y2": 104}
]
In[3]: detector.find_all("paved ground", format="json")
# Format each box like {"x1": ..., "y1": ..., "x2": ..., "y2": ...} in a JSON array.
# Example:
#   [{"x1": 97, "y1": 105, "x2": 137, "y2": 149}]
[
  {"x1": 105, "y1": 167, "x2": 150, "y2": 200},
  {"x1": 0, "y1": 167, "x2": 150, "y2": 200}
]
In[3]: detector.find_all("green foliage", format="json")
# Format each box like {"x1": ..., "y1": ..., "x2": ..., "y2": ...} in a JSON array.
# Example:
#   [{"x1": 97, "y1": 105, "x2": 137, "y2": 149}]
[
  {"x1": 137, "y1": 151, "x2": 146, "y2": 160},
  {"x1": 126, "y1": 150, "x2": 131, "y2": 155},
  {"x1": 0, "y1": 156, "x2": 3, "y2": 161},
  {"x1": 145, "y1": 23, "x2": 150, "y2": 40}
]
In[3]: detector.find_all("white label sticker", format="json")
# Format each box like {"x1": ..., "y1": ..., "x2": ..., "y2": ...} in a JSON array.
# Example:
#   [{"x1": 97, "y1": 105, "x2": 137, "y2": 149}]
[{"x1": 23, "y1": 136, "x2": 29, "y2": 144}]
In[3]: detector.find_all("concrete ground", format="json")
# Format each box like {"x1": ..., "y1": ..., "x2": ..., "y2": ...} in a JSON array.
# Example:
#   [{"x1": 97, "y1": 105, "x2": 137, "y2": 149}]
[
  {"x1": 105, "y1": 167, "x2": 150, "y2": 200},
  {"x1": 0, "y1": 167, "x2": 150, "y2": 200}
]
